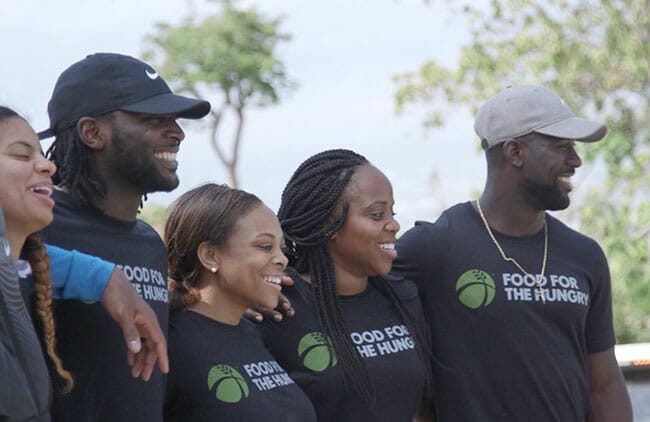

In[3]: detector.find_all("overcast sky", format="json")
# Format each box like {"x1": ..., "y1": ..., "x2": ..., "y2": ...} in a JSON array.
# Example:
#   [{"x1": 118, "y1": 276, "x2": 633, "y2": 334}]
[{"x1": 1, "y1": 0, "x2": 486, "y2": 230}]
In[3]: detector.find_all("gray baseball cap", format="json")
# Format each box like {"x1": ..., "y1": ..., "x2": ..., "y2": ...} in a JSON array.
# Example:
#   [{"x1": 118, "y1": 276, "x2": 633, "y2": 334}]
[{"x1": 474, "y1": 85, "x2": 607, "y2": 148}]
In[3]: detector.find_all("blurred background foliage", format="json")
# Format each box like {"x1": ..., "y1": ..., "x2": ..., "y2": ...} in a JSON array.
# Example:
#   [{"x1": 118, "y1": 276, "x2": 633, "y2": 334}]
[
  {"x1": 394, "y1": 0, "x2": 649, "y2": 342},
  {"x1": 142, "y1": 0, "x2": 293, "y2": 188},
  {"x1": 138, "y1": 0, "x2": 648, "y2": 342}
]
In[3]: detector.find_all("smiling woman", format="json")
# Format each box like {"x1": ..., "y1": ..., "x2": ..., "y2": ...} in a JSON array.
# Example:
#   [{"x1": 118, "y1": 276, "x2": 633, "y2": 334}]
[
  {"x1": 0, "y1": 106, "x2": 73, "y2": 421},
  {"x1": 0, "y1": 106, "x2": 74, "y2": 388},
  {"x1": 260, "y1": 149, "x2": 433, "y2": 421},
  {"x1": 163, "y1": 183, "x2": 316, "y2": 421},
  {"x1": 0, "y1": 110, "x2": 57, "y2": 240},
  {"x1": 0, "y1": 106, "x2": 170, "y2": 421}
]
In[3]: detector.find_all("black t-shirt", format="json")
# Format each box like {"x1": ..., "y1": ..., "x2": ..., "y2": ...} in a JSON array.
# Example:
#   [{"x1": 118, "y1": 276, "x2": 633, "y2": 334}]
[
  {"x1": 392, "y1": 201, "x2": 616, "y2": 421},
  {"x1": 261, "y1": 273, "x2": 427, "y2": 422},
  {"x1": 40, "y1": 190, "x2": 169, "y2": 422},
  {"x1": 164, "y1": 311, "x2": 316, "y2": 422}
]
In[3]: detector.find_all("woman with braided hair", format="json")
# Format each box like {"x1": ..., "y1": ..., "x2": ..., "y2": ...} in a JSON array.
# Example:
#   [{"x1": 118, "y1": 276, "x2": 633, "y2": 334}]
[
  {"x1": 260, "y1": 149, "x2": 432, "y2": 421},
  {"x1": 163, "y1": 183, "x2": 316, "y2": 421},
  {"x1": 0, "y1": 106, "x2": 167, "y2": 421}
]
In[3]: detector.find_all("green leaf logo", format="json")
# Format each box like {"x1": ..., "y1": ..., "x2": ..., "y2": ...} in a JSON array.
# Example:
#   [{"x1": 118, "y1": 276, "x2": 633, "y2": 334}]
[
  {"x1": 207, "y1": 364, "x2": 249, "y2": 403},
  {"x1": 456, "y1": 269, "x2": 496, "y2": 309},
  {"x1": 297, "y1": 332, "x2": 337, "y2": 372}
]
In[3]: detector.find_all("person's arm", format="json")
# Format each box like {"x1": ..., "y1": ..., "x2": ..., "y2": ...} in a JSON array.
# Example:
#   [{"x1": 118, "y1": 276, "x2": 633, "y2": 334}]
[
  {"x1": 393, "y1": 220, "x2": 446, "y2": 292},
  {"x1": 244, "y1": 275, "x2": 295, "y2": 322},
  {"x1": 414, "y1": 398, "x2": 434, "y2": 422},
  {"x1": 100, "y1": 268, "x2": 169, "y2": 380},
  {"x1": 47, "y1": 244, "x2": 113, "y2": 301},
  {"x1": 582, "y1": 243, "x2": 631, "y2": 421},
  {"x1": 585, "y1": 347, "x2": 632, "y2": 422},
  {"x1": 46, "y1": 244, "x2": 169, "y2": 379},
  {"x1": 392, "y1": 223, "x2": 429, "y2": 286}
]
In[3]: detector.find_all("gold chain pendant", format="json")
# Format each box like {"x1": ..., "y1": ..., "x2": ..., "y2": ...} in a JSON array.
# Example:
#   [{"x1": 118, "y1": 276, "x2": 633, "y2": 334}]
[{"x1": 476, "y1": 200, "x2": 548, "y2": 304}]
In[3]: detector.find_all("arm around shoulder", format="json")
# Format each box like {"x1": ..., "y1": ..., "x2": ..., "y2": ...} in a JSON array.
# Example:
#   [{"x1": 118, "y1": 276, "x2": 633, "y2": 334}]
[
  {"x1": 393, "y1": 221, "x2": 445, "y2": 289},
  {"x1": 46, "y1": 244, "x2": 115, "y2": 301},
  {"x1": 46, "y1": 244, "x2": 169, "y2": 379}
]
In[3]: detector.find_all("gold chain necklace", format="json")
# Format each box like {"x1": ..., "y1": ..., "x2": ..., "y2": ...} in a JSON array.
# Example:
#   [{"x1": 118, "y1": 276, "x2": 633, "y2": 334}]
[{"x1": 476, "y1": 200, "x2": 548, "y2": 304}]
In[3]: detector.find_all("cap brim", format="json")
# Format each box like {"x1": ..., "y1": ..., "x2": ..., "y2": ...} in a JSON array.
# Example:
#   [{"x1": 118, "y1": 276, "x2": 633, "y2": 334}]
[
  {"x1": 534, "y1": 117, "x2": 607, "y2": 143},
  {"x1": 38, "y1": 128, "x2": 55, "y2": 140},
  {"x1": 120, "y1": 93, "x2": 211, "y2": 119}
]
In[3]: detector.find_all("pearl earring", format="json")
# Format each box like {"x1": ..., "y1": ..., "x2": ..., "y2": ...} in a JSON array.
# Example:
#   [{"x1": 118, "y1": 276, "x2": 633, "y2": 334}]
[{"x1": 210, "y1": 267, "x2": 217, "y2": 273}]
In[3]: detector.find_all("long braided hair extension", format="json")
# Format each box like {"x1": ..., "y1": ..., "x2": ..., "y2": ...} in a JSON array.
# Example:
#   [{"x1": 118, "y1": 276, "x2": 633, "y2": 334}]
[
  {"x1": 0, "y1": 107, "x2": 73, "y2": 391},
  {"x1": 46, "y1": 123, "x2": 108, "y2": 208},
  {"x1": 278, "y1": 149, "x2": 432, "y2": 404},
  {"x1": 23, "y1": 234, "x2": 74, "y2": 392}
]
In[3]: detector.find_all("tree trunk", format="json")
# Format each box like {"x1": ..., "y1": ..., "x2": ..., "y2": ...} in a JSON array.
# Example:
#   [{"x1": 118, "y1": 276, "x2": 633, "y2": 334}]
[
  {"x1": 206, "y1": 98, "x2": 245, "y2": 189},
  {"x1": 227, "y1": 106, "x2": 245, "y2": 189},
  {"x1": 226, "y1": 162, "x2": 238, "y2": 189}
]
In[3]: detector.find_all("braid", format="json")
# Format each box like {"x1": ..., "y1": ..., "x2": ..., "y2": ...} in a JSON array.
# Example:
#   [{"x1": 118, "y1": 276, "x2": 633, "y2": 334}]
[
  {"x1": 165, "y1": 195, "x2": 204, "y2": 312},
  {"x1": 23, "y1": 234, "x2": 74, "y2": 393},
  {"x1": 279, "y1": 149, "x2": 374, "y2": 402},
  {"x1": 369, "y1": 276, "x2": 434, "y2": 407},
  {"x1": 167, "y1": 277, "x2": 202, "y2": 312},
  {"x1": 280, "y1": 149, "x2": 367, "y2": 263},
  {"x1": 46, "y1": 125, "x2": 107, "y2": 207}
]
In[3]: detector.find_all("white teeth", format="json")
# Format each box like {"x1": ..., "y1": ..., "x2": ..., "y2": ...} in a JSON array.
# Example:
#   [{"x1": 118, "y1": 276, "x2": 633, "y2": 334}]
[
  {"x1": 378, "y1": 243, "x2": 395, "y2": 251},
  {"x1": 29, "y1": 186, "x2": 52, "y2": 196},
  {"x1": 154, "y1": 152, "x2": 177, "y2": 162},
  {"x1": 263, "y1": 276, "x2": 282, "y2": 285}
]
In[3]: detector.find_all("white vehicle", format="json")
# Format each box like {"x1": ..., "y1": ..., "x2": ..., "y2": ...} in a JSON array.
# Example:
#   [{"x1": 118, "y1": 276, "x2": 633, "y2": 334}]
[{"x1": 615, "y1": 342, "x2": 650, "y2": 421}]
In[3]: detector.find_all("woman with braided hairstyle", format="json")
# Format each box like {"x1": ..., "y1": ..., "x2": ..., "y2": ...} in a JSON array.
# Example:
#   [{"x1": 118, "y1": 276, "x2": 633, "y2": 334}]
[
  {"x1": 260, "y1": 149, "x2": 433, "y2": 421},
  {"x1": 0, "y1": 106, "x2": 167, "y2": 421}
]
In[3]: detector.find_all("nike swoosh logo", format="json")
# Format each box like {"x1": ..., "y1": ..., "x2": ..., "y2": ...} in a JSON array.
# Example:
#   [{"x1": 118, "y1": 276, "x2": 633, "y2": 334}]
[{"x1": 146, "y1": 69, "x2": 159, "y2": 80}]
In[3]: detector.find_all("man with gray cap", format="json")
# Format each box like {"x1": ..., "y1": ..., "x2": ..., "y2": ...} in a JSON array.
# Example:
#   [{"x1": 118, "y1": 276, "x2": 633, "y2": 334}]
[
  {"x1": 37, "y1": 53, "x2": 210, "y2": 422},
  {"x1": 392, "y1": 85, "x2": 632, "y2": 420}
]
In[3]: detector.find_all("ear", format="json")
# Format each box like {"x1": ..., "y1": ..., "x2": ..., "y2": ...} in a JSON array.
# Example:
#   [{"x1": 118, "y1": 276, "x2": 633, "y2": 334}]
[
  {"x1": 77, "y1": 117, "x2": 109, "y2": 150},
  {"x1": 197, "y1": 241, "x2": 220, "y2": 274},
  {"x1": 503, "y1": 139, "x2": 524, "y2": 168}
]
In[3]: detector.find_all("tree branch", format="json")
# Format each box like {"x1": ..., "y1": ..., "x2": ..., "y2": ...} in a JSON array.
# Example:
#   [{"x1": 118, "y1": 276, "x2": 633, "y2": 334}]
[{"x1": 228, "y1": 104, "x2": 246, "y2": 188}]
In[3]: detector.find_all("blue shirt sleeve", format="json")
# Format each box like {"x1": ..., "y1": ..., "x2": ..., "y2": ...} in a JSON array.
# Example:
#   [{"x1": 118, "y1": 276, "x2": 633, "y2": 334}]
[{"x1": 46, "y1": 244, "x2": 115, "y2": 302}]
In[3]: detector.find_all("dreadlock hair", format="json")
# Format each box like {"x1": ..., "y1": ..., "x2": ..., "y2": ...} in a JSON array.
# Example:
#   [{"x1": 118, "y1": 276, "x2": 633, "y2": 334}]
[
  {"x1": 165, "y1": 183, "x2": 262, "y2": 312},
  {"x1": 0, "y1": 106, "x2": 74, "y2": 391},
  {"x1": 46, "y1": 121, "x2": 108, "y2": 208},
  {"x1": 278, "y1": 149, "x2": 432, "y2": 406},
  {"x1": 23, "y1": 235, "x2": 74, "y2": 393}
]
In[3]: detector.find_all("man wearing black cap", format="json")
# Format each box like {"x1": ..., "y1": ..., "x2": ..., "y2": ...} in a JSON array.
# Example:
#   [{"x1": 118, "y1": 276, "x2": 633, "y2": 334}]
[
  {"x1": 38, "y1": 53, "x2": 210, "y2": 422},
  {"x1": 392, "y1": 86, "x2": 632, "y2": 420}
]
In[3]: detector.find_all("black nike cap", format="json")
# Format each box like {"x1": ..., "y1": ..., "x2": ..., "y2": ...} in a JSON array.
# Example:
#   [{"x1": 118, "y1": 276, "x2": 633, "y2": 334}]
[{"x1": 38, "y1": 52, "x2": 211, "y2": 139}]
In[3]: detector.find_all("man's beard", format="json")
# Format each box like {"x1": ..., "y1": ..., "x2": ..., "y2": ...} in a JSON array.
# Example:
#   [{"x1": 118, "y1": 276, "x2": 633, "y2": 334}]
[
  {"x1": 521, "y1": 176, "x2": 570, "y2": 211},
  {"x1": 109, "y1": 126, "x2": 179, "y2": 194}
]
